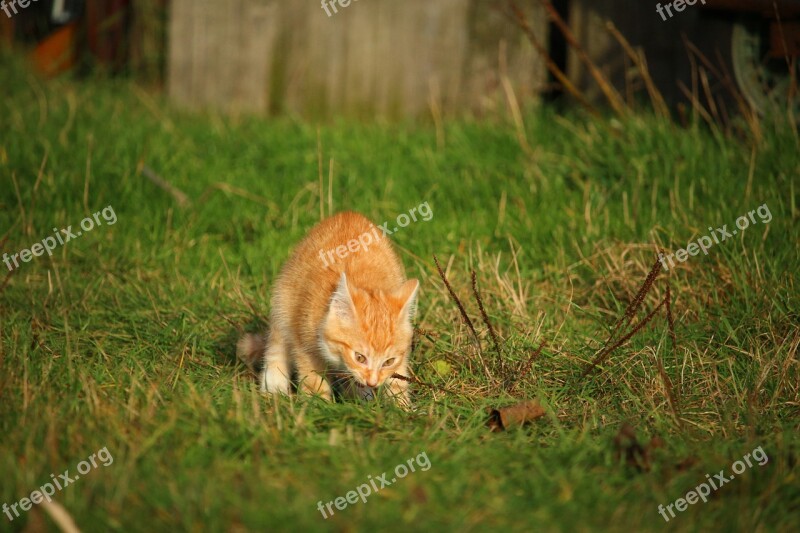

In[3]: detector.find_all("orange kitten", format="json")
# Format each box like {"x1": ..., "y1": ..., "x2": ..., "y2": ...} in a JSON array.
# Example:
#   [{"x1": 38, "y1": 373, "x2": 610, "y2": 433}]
[{"x1": 238, "y1": 211, "x2": 418, "y2": 406}]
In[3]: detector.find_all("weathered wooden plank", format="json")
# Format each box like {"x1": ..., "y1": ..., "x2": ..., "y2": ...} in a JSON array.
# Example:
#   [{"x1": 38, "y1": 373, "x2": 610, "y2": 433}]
[{"x1": 168, "y1": 0, "x2": 547, "y2": 117}]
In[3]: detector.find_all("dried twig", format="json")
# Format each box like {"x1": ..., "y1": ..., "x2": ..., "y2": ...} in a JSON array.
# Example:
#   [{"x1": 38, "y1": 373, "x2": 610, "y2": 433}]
[
  {"x1": 199, "y1": 182, "x2": 277, "y2": 209},
  {"x1": 139, "y1": 162, "x2": 191, "y2": 207},
  {"x1": 538, "y1": 0, "x2": 626, "y2": 115},
  {"x1": 605, "y1": 21, "x2": 669, "y2": 118},
  {"x1": 581, "y1": 256, "x2": 664, "y2": 378},
  {"x1": 665, "y1": 284, "x2": 676, "y2": 349},
  {"x1": 677, "y1": 81, "x2": 716, "y2": 130},
  {"x1": 471, "y1": 270, "x2": 503, "y2": 367},
  {"x1": 506, "y1": 1, "x2": 599, "y2": 117},
  {"x1": 433, "y1": 255, "x2": 493, "y2": 382},
  {"x1": 661, "y1": 282, "x2": 682, "y2": 426},
  {"x1": 582, "y1": 297, "x2": 666, "y2": 377},
  {"x1": 656, "y1": 352, "x2": 682, "y2": 426},
  {"x1": 513, "y1": 339, "x2": 548, "y2": 392},
  {"x1": 432, "y1": 255, "x2": 488, "y2": 365},
  {"x1": 682, "y1": 36, "x2": 760, "y2": 135},
  {"x1": 598, "y1": 256, "x2": 663, "y2": 364}
]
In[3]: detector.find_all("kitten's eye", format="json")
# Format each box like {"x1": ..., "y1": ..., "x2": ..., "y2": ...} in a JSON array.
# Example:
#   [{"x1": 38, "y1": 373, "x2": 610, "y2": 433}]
[
  {"x1": 382, "y1": 358, "x2": 396, "y2": 367},
  {"x1": 355, "y1": 353, "x2": 367, "y2": 364}
]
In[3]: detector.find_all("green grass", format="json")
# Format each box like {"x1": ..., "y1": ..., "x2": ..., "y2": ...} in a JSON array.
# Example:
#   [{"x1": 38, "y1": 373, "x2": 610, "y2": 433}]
[{"x1": 1, "y1": 58, "x2": 799, "y2": 532}]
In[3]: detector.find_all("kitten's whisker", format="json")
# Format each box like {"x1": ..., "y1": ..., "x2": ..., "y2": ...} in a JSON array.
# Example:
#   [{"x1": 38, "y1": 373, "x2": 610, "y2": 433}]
[{"x1": 391, "y1": 373, "x2": 456, "y2": 396}]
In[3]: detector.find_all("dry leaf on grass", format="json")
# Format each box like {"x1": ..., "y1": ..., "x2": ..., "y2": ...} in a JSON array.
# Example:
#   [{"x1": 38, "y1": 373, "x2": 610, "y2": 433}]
[{"x1": 487, "y1": 399, "x2": 547, "y2": 432}]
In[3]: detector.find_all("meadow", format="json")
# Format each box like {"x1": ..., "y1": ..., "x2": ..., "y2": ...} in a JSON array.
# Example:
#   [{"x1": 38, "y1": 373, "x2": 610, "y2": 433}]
[{"x1": 1, "y1": 57, "x2": 798, "y2": 532}]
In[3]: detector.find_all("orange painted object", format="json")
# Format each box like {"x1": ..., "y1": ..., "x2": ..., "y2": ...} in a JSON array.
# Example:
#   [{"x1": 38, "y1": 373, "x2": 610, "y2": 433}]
[{"x1": 31, "y1": 22, "x2": 77, "y2": 76}]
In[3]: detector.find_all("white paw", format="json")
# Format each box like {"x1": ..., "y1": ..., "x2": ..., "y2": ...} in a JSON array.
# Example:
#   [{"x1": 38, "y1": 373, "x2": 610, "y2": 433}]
[{"x1": 260, "y1": 367, "x2": 290, "y2": 395}]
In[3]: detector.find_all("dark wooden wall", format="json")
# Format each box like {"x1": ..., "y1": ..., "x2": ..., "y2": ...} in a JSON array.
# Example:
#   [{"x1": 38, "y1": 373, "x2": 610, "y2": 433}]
[{"x1": 167, "y1": 0, "x2": 743, "y2": 116}]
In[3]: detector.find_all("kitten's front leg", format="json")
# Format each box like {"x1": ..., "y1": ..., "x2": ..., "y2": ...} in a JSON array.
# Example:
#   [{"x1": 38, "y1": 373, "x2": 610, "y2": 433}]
[
  {"x1": 294, "y1": 354, "x2": 333, "y2": 401},
  {"x1": 260, "y1": 329, "x2": 291, "y2": 396},
  {"x1": 386, "y1": 375, "x2": 411, "y2": 409}
]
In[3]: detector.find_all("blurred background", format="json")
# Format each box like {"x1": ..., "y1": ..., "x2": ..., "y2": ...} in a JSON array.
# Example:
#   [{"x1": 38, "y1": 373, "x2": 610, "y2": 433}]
[
  {"x1": 1, "y1": 0, "x2": 798, "y2": 120},
  {"x1": 2, "y1": 4, "x2": 798, "y2": 531}
]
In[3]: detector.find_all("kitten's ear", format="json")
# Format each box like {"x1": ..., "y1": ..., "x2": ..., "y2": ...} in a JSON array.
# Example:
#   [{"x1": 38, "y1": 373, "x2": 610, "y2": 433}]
[
  {"x1": 329, "y1": 272, "x2": 356, "y2": 319},
  {"x1": 394, "y1": 279, "x2": 419, "y2": 322}
]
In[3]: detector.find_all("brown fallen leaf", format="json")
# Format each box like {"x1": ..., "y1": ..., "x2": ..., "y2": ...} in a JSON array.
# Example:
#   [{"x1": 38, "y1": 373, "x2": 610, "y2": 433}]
[{"x1": 487, "y1": 399, "x2": 547, "y2": 432}]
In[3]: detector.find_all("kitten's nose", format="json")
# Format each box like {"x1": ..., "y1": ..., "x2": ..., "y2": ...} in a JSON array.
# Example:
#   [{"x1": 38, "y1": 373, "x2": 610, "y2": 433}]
[{"x1": 366, "y1": 378, "x2": 378, "y2": 388}]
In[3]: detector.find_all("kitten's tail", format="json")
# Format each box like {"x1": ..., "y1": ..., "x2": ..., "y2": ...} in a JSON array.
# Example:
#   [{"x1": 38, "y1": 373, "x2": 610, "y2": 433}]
[{"x1": 236, "y1": 333, "x2": 267, "y2": 375}]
